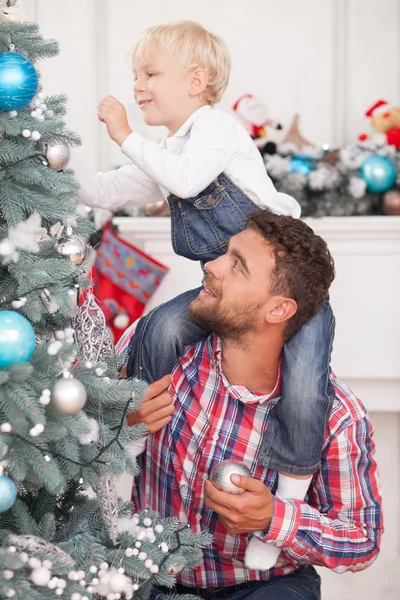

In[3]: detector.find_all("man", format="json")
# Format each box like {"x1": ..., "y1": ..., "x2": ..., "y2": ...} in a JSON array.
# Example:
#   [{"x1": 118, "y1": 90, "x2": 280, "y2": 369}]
[{"x1": 119, "y1": 209, "x2": 383, "y2": 600}]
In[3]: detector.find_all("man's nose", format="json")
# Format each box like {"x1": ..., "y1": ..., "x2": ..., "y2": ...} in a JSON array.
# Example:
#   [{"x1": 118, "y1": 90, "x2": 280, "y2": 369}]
[{"x1": 204, "y1": 256, "x2": 223, "y2": 279}]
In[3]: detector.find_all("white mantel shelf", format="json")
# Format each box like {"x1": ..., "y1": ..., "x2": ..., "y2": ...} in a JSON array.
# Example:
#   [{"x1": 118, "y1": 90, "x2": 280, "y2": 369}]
[{"x1": 113, "y1": 216, "x2": 400, "y2": 413}]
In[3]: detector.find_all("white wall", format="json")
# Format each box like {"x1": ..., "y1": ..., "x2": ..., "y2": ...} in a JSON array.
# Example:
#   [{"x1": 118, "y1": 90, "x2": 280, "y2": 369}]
[
  {"x1": 19, "y1": 0, "x2": 400, "y2": 167},
  {"x1": 16, "y1": 2, "x2": 400, "y2": 598}
]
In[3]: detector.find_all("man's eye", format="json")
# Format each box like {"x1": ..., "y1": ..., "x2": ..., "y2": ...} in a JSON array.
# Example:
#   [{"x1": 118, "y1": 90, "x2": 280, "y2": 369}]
[
  {"x1": 233, "y1": 260, "x2": 241, "y2": 271},
  {"x1": 147, "y1": 72, "x2": 156, "y2": 78}
]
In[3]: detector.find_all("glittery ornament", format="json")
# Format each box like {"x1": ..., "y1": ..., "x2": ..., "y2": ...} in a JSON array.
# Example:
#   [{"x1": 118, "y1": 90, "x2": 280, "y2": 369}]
[
  {"x1": 73, "y1": 292, "x2": 115, "y2": 364},
  {"x1": 93, "y1": 467, "x2": 119, "y2": 545},
  {"x1": 8, "y1": 534, "x2": 75, "y2": 567},
  {"x1": 39, "y1": 141, "x2": 71, "y2": 171},
  {"x1": 209, "y1": 460, "x2": 251, "y2": 495},
  {"x1": 55, "y1": 226, "x2": 87, "y2": 266},
  {"x1": 52, "y1": 377, "x2": 87, "y2": 414}
]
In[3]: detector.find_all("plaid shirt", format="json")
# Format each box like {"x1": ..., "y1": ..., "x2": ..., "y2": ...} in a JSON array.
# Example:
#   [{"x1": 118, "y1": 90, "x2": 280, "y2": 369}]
[{"x1": 117, "y1": 327, "x2": 383, "y2": 587}]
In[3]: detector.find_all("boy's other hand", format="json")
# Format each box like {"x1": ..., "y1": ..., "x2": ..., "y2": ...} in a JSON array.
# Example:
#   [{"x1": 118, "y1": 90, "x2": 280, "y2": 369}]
[
  {"x1": 127, "y1": 374, "x2": 174, "y2": 434},
  {"x1": 98, "y1": 95, "x2": 132, "y2": 146}
]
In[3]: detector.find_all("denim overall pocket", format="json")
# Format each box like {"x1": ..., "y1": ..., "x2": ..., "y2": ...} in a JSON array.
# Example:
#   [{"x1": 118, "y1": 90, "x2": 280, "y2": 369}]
[{"x1": 169, "y1": 174, "x2": 259, "y2": 262}]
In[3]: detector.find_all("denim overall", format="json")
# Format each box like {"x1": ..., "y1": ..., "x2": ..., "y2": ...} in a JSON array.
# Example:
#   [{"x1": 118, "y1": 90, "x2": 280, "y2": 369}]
[{"x1": 126, "y1": 173, "x2": 335, "y2": 474}]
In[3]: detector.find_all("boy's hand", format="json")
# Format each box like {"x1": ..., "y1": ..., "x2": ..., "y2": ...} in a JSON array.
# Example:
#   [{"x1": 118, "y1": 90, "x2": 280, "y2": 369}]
[
  {"x1": 127, "y1": 374, "x2": 175, "y2": 434},
  {"x1": 98, "y1": 95, "x2": 132, "y2": 146}
]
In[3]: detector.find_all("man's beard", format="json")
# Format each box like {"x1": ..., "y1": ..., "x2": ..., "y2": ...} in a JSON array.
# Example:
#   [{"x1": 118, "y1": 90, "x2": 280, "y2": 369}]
[{"x1": 189, "y1": 294, "x2": 265, "y2": 344}]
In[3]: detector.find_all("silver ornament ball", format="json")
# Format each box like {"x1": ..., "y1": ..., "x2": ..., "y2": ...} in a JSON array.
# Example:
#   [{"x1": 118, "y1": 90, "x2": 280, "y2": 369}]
[
  {"x1": 52, "y1": 377, "x2": 87, "y2": 414},
  {"x1": 56, "y1": 227, "x2": 87, "y2": 265},
  {"x1": 40, "y1": 141, "x2": 71, "y2": 170},
  {"x1": 209, "y1": 460, "x2": 251, "y2": 495}
]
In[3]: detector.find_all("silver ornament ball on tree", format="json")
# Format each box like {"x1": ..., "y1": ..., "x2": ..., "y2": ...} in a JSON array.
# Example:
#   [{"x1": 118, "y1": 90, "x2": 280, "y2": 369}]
[
  {"x1": 209, "y1": 459, "x2": 251, "y2": 495},
  {"x1": 39, "y1": 141, "x2": 71, "y2": 170},
  {"x1": 52, "y1": 377, "x2": 87, "y2": 414},
  {"x1": 56, "y1": 226, "x2": 87, "y2": 265}
]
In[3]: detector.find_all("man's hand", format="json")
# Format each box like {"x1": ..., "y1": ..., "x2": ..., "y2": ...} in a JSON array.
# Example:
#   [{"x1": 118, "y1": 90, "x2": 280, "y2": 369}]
[
  {"x1": 204, "y1": 473, "x2": 274, "y2": 535},
  {"x1": 98, "y1": 95, "x2": 132, "y2": 145},
  {"x1": 127, "y1": 374, "x2": 175, "y2": 434}
]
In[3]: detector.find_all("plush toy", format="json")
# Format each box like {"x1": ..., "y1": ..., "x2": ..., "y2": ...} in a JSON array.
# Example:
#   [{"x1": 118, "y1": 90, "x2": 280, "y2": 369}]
[
  {"x1": 359, "y1": 99, "x2": 400, "y2": 148},
  {"x1": 232, "y1": 94, "x2": 282, "y2": 151}
]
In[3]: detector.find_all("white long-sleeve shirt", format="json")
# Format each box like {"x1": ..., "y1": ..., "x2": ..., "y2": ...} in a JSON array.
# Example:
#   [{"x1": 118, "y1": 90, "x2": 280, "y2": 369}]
[{"x1": 73, "y1": 105, "x2": 300, "y2": 218}]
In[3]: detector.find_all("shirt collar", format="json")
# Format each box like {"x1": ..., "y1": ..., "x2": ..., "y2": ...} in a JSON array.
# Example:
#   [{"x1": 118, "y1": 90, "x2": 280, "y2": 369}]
[
  {"x1": 207, "y1": 333, "x2": 282, "y2": 405},
  {"x1": 171, "y1": 105, "x2": 212, "y2": 139}
]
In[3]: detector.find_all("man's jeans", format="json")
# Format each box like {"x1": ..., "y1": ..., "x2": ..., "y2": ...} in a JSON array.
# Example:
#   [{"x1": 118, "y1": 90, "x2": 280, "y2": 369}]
[{"x1": 150, "y1": 566, "x2": 321, "y2": 600}]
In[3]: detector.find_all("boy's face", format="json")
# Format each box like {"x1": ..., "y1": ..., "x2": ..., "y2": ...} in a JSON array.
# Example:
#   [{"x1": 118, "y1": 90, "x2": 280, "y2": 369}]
[{"x1": 133, "y1": 45, "x2": 199, "y2": 134}]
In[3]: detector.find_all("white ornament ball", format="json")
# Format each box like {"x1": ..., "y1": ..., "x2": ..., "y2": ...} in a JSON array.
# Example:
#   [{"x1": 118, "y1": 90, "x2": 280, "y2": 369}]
[
  {"x1": 52, "y1": 378, "x2": 87, "y2": 414},
  {"x1": 209, "y1": 460, "x2": 251, "y2": 495},
  {"x1": 22, "y1": 129, "x2": 31, "y2": 138},
  {"x1": 31, "y1": 566, "x2": 51, "y2": 587},
  {"x1": 31, "y1": 131, "x2": 41, "y2": 141}
]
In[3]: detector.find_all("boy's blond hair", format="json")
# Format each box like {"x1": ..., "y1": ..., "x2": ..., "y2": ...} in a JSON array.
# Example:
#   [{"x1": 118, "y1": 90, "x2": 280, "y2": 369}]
[{"x1": 131, "y1": 21, "x2": 231, "y2": 105}]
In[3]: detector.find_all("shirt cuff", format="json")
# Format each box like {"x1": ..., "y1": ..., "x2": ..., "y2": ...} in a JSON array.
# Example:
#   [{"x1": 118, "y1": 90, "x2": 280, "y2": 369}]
[
  {"x1": 121, "y1": 131, "x2": 145, "y2": 161},
  {"x1": 256, "y1": 497, "x2": 302, "y2": 547}
]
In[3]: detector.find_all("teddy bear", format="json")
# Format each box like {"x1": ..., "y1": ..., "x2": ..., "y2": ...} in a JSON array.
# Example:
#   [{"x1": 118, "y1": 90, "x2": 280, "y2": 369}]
[{"x1": 359, "y1": 99, "x2": 400, "y2": 148}]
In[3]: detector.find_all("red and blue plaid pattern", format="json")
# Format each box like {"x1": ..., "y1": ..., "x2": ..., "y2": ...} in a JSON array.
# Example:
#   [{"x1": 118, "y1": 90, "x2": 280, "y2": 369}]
[{"x1": 119, "y1": 331, "x2": 383, "y2": 586}]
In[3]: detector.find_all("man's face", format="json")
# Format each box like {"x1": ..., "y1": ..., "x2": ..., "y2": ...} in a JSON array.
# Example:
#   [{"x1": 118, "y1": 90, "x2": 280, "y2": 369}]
[{"x1": 190, "y1": 228, "x2": 277, "y2": 341}]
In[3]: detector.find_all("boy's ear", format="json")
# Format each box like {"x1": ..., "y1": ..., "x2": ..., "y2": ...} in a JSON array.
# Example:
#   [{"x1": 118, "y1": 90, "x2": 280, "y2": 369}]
[{"x1": 189, "y1": 69, "x2": 208, "y2": 97}]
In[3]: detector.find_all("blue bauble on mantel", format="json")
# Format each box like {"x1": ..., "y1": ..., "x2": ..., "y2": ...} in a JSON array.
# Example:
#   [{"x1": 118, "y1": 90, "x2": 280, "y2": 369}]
[
  {"x1": 359, "y1": 154, "x2": 397, "y2": 193},
  {"x1": 0, "y1": 310, "x2": 36, "y2": 369},
  {"x1": 0, "y1": 51, "x2": 38, "y2": 111},
  {"x1": 289, "y1": 154, "x2": 315, "y2": 177}
]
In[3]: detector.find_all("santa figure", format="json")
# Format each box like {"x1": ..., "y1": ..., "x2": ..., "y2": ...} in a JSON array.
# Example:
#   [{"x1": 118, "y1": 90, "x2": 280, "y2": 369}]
[
  {"x1": 359, "y1": 99, "x2": 400, "y2": 149},
  {"x1": 232, "y1": 94, "x2": 282, "y2": 149}
]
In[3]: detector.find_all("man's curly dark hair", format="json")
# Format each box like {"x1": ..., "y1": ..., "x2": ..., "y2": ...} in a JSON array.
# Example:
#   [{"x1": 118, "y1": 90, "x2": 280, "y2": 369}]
[{"x1": 247, "y1": 209, "x2": 335, "y2": 341}]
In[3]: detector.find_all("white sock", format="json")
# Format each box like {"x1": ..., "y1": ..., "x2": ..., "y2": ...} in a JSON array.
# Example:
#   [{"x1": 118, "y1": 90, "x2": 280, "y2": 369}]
[{"x1": 244, "y1": 474, "x2": 312, "y2": 571}]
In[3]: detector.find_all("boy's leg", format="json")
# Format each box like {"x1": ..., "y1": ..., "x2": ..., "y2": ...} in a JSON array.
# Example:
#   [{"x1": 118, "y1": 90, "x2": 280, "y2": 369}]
[
  {"x1": 126, "y1": 287, "x2": 210, "y2": 383},
  {"x1": 258, "y1": 298, "x2": 336, "y2": 474}
]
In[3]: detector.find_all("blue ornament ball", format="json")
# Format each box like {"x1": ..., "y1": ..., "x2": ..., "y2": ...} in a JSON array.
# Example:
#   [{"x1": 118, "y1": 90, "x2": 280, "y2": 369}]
[
  {"x1": 0, "y1": 51, "x2": 38, "y2": 111},
  {"x1": 289, "y1": 154, "x2": 314, "y2": 176},
  {"x1": 0, "y1": 475, "x2": 17, "y2": 513},
  {"x1": 359, "y1": 155, "x2": 397, "y2": 193},
  {"x1": 0, "y1": 310, "x2": 36, "y2": 369}
]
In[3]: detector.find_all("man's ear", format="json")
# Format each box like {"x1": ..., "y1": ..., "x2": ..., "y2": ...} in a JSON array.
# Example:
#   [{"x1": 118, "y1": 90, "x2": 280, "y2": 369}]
[
  {"x1": 267, "y1": 297, "x2": 297, "y2": 325},
  {"x1": 188, "y1": 69, "x2": 208, "y2": 97}
]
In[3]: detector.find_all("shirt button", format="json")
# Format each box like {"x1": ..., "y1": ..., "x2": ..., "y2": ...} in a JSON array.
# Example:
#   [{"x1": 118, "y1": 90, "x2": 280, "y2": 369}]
[
  {"x1": 202, "y1": 473, "x2": 208, "y2": 481},
  {"x1": 195, "y1": 513, "x2": 202, "y2": 521},
  {"x1": 212, "y1": 433, "x2": 219, "y2": 441}
]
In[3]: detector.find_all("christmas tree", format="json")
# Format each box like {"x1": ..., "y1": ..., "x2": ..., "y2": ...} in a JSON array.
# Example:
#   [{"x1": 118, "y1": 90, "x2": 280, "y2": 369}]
[{"x1": 0, "y1": 4, "x2": 209, "y2": 600}]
